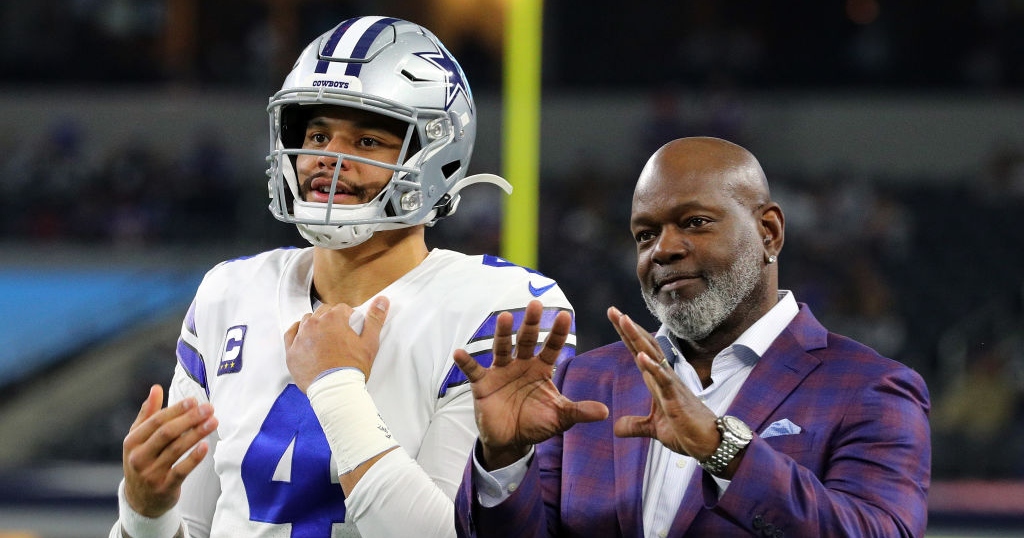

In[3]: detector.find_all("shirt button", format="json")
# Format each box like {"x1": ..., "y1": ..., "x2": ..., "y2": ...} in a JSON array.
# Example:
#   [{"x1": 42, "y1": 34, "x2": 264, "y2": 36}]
[
  {"x1": 657, "y1": 531, "x2": 668, "y2": 538},
  {"x1": 507, "y1": 482, "x2": 518, "y2": 493},
  {"x1": 676, "y1": 459, "x2": 687, "y2": 468}
]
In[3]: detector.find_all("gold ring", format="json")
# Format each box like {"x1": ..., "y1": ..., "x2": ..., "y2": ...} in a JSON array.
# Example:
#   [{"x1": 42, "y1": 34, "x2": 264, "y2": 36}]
[{"x1": 660, "y1": 358, "x2": 671, "y2": 369}]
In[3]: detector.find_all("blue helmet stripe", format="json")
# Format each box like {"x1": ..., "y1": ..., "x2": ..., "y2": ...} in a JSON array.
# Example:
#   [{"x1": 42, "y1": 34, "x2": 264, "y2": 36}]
[
  {"x1": 314, "y1": 18, "x2": 358, "y2": 74},
  {"x1": 343, "y1": 17, "x2": 400, "y2": 77}
]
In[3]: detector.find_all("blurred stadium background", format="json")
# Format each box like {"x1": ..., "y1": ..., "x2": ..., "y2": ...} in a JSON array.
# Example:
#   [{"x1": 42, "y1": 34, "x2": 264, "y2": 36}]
[{"x1": 1, "y1": 0, "x2": 1022, "y2": 536}]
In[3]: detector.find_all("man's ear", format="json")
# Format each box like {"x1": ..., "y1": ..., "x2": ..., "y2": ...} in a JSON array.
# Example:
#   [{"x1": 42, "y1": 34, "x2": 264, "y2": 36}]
[{"x1": 760, "y1": 202, "x2": 784, "y2": 252}]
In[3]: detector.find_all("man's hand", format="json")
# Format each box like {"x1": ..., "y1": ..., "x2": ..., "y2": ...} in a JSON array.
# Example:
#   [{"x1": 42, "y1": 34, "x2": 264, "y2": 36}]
[
  {"x1": 284, "y1": 296, "x2": 389, "y2": 391},
  {"x1": 122, "y1": 384, "x2": 218, "y2": 518},
  {"x1": 453, "y1": 299, "x2": 608, "y2": 470},
  {"x1": 607, "y1": 307, "x2": 723, "y2": 467}
]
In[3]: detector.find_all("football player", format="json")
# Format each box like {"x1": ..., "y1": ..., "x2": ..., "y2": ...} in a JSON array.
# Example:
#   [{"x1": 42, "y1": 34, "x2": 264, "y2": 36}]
[{"x1": 110, "y1": 16, "x2": 575, "y2": 538}]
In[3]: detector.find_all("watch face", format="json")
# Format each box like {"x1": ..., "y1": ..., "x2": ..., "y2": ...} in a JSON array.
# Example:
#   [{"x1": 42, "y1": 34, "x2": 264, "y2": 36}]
[{"x1": 722, "y1": 415, "x2": 753, "y2": 441}]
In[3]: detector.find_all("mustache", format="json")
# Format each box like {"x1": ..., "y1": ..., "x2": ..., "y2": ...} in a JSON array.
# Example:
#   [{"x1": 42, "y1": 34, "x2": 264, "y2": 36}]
[{"x1": 650, "y1": 271, "x2": 704, "y2": 294}]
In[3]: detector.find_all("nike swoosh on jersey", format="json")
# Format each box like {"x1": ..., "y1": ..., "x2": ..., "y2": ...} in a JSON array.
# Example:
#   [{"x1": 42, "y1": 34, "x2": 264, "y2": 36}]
[{"x1": 528, "y1": 281, "x2": 557, "y2": 297}]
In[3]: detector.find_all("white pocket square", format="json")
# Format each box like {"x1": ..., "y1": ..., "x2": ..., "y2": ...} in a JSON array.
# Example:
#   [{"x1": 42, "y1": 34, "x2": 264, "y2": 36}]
[{"x1": 761, "y1": 419, "x2": 802, "y2": 439}]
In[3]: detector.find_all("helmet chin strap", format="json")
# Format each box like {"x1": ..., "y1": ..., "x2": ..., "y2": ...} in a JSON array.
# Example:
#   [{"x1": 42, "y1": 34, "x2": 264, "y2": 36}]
[
  {"x1": 450, "y1": 173, "x2": 513, "y2": 197},
  {"x1": 426, "y1": 173, "x2": 513, "y2": 224}
]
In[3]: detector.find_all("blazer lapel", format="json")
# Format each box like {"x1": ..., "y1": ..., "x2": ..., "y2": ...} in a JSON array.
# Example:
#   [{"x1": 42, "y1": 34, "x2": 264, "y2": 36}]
[
  {"x1": 726, "y1": 305, "x2": 826, "y2": 432},
  {"x1": 668, "y1": 305, "x2": 827, "y2": 535},
  {"x1": 613, "y1": 357, "x2": 652, "y2": 538}
]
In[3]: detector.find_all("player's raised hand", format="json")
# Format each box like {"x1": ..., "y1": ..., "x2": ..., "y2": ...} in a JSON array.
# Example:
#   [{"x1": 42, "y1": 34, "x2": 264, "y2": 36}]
[
  {"x1": 122, "y1": 384, "x2": 218, "y2": 518},
  {"x1": 453, "y1": 299, "x2": 608, "y2": 470},
  {"x1": 606, "y1": 307, "x2": 720, "y2": 462},
  {"x1": 284, "y1": 296, "x2": 390, "y2": 391}
]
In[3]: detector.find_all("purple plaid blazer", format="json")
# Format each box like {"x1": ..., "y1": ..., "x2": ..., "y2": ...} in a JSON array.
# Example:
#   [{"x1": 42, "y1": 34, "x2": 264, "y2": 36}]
[{"x1": 455, "y1": 304, "x2": 931, "y2": 537}]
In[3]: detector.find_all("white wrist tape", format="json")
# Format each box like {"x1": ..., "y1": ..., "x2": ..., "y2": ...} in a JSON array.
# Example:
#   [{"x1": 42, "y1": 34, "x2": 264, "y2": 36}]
[
  {"x1": 306, "y1": 368, "x2": 398, "y2": 475},
  {"x1": 117, "y1": 479, "x2": 186, "y2": 538}
]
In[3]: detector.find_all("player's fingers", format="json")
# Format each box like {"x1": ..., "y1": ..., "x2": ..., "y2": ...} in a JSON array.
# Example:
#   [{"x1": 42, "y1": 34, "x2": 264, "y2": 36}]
[
  {"x1": 125, "y1": 386, "x2": 166, "y2": 462},
  {"x1": 453, "y1": 348, "x2": 487, "y2": 383},
  {"x1": 283, "y1": 320, "x2": 301, "y2": 347},
  {"x1": 514, "y1": 300, "x2": 543, "y2": 361},
  {"x1": 125, "y1": 400, "x2": 209, "y2": 467},
  {"x1": 360, "y1": 296, "x2": 389, "y2": 341},
  {"x1": 162, "y1": 439, "x2": 211, "y2": 490},
  {"x1": 146, "y1": 410, "x2": 218, "y2": 475},
  {"x1": 537, "y1": 310, "x2": 572, "y2": 366},
  {"x1": 491, "y1": 311, "x2": 515, "y2": 367},
  {"x1": 126, "y1": 395, "x2": 194, "y2": 448},
  {"x1": 130, "y1": 385, "x2": 164, "y2": 431}
]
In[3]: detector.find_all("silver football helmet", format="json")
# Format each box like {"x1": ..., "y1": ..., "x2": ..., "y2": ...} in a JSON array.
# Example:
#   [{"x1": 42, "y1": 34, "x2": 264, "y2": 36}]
[{"x1": 266, "y1": 16, "x2": 511, "y2": 249}]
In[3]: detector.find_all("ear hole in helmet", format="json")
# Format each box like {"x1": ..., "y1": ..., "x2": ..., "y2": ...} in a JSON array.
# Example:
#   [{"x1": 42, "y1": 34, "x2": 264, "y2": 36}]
[{"x1": 441, "y1": 160, "x2": 461, "y2": 179}]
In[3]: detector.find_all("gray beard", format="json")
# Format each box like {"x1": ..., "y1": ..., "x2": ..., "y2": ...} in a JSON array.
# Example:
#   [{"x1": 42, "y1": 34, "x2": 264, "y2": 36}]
[{"x1": 643, "y1": 241, "x2": 763, "y2": 342}]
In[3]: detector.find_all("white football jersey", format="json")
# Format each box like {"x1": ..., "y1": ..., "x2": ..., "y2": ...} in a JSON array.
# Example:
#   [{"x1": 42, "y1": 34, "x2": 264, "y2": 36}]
[{"x1": 158, "y1": 247, "x2": 574, "y2": 538}]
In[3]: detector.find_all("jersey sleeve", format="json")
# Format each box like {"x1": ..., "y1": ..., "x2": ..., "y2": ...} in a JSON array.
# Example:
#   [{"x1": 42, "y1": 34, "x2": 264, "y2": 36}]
[
  {"x1": 171, "y1": 364, "x2": 219, "y2": 538},
  {"x1": 170, "y1": 293, "x2": 222, "y2": 537}
]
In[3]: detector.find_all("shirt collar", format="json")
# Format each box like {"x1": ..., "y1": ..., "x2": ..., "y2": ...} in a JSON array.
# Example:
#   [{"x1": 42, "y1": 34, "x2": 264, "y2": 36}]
[{"x1": 732, "y1": 290, "x2": 798, "y2": 357}]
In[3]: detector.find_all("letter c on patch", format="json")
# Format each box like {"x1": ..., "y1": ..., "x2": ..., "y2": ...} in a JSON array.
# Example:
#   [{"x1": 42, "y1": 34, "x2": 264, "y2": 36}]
[{"x1": 218, "y1": 325, "x2": 247, "y2": 375}]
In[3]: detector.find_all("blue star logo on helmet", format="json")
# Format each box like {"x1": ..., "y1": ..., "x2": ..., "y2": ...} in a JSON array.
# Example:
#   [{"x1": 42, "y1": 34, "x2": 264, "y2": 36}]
[{"x1": 414, "y1": 44, "x2": 472, "y2": 112}]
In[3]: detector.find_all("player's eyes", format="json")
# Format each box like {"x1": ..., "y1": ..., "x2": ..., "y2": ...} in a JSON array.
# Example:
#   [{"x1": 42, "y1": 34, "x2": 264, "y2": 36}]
[
  {"x1": 306, "y1": 132, "x2": 329, "y2": 146},
  {"x1": 356, "y1": 137, "x2": 382, "y2": 149}
]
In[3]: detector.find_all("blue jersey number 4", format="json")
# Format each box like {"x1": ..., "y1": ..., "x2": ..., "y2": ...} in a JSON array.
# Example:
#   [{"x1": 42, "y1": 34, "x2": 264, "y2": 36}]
[{"x1": 241, "y1": 385, "x2": 345, "y2": 536}]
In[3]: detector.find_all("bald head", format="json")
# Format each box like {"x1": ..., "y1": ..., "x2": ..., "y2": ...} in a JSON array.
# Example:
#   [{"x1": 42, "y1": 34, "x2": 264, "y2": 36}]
[{"x1": 635, "y1": 137, "x2": 770, "y2": 212}]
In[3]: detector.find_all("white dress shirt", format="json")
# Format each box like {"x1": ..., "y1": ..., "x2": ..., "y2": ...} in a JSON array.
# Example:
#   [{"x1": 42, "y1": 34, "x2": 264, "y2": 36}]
[{"x1": 642, "y1": 291, "x2": 797, "y2": 538}]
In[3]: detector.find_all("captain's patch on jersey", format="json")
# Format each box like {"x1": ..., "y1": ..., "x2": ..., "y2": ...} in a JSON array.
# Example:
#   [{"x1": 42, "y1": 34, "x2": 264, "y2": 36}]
[{"x1": 218, "y1": 325, "x2": 247, "y2": 376}]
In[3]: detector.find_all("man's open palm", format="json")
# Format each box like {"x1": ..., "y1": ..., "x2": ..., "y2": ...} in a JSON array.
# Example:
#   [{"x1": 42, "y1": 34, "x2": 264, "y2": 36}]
[{"x1": 453, "y1": 300, "x2": 608, "y2": 470}]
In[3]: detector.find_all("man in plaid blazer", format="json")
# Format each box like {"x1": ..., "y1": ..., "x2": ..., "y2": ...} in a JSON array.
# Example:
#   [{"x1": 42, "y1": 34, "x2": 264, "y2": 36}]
[{"x1": 452, "y1": 137, "x2": 930, "y2": 537}]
